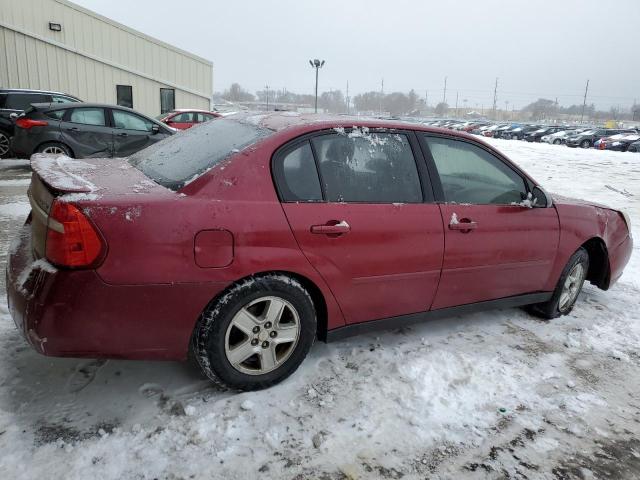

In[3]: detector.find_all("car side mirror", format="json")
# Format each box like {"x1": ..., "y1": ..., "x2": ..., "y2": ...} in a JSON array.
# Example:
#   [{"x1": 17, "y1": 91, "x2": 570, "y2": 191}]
[
  {"x1": 9, "y1": 112, "x2": 19, "y2": 120},
  {"x1": 531, "y1": 186, "x2": 549, "y2": 208},
  {"x1": 151, "y1": 124, "x2": 160, "y2": 134}
]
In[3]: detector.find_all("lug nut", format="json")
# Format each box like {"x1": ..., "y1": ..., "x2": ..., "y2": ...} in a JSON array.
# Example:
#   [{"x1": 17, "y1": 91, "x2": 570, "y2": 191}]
[
  {"x1": 262, "y1": 341, "x2": 269, "y2": 348},
  {"x1": 270, "y1": 331, "x2": 277, "y2": 338},
  {"x1": 251, "y1": 339, "x2": 259, "y2": 346},
  {"x1": 264, "y1": 322, "x2": 272, "y2": 329},
  {"x1": 252, "y1": 326, "x2": 260, "y2": 334}
]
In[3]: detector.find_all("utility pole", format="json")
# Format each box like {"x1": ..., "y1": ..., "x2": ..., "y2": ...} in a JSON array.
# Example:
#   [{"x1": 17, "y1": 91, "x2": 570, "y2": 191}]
[
  {"x1": 425, "y1": 90, "x2": 428, "y2": 109},
  {"x1": 580, "y1": 79, "x2": 590, "y2": 123},
  {"x1": 265, "y1": 85, "x2": 269, "y2": 111},
  {"x1": 455, "y1": 91, "x2": 459, "y2": 117},
  {"x1": 379, "y1": 78, "x2": 384, "y2": 115},
  {"x1": 492, "y1": 77, "x2": 498, "y2": 119},
  {"x1": 443, "y1": 76, "x2": 447, "y2": 104},
  {"x1": 346, "y1": 81, "x2": 350, "y2": 114},
  {"x1": 309, "y1": 59, "x2": 325, "y2": 113}
]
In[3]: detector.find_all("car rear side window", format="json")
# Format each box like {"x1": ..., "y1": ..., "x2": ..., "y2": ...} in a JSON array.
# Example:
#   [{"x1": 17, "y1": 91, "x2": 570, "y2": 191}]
[
  {"x1": 129, "y1": 118, "x2": 271, "y2": 191},
  {"x1": 277, "y1": 142, "x2": 322, "y2": 202},
  {"x1": 423, "y1": 136, "x2": 527, "y2": 205},
  {"x1": 70, "y1": 108, "x2": 106, "y2": 126},
  {"x1": 5, "y1": 93, "x2": 51, "y2": 110},
  {"x1": 171, "y1": 112, "x2": 194, "y2": 123},
  {"x1": 311, "y1": 131, "x2": 422, "y2": 203}
]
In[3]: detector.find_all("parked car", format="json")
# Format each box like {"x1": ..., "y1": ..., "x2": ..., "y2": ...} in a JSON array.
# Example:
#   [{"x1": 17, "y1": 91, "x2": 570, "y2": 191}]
[
  {"x1": 156, "y1": 109, "x2": 221, "y2": 130},
  {"x1": 524, "y1": 126, "x2": 564, "y2": 142},
  {"x1": 565, "y1": 129, "x2": 632, "y2": 148},
  {"x1": 0, "y1": 88, "x2": 81, "y2": 158},
  {"x1": 7, "y1": 112, "x2": 632, "y2": 390},
  {"x1": 11, "y1": 102, "x2": 174, "y2": 158},
  {"x1": 492, "y1": 124, "x2": 516, "y2": 138},
  {"x1": 505, "y1": 125, "x2": 541, "y2": 140},
  {"x1": 602, "y1": 133, "x2": 640, "y2": 152},
  {"x1": 628, "y1": 140, "x2": 640, "y2": 152}
]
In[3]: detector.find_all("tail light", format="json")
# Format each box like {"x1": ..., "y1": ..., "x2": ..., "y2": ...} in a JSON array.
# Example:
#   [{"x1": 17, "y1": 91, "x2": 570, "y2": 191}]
[
  {"x1": 46, "y1": 200, "x2": 105, "y2": 268},
  {"x1": 15, "y1": 118, "x2": 48, "y2": 129}
]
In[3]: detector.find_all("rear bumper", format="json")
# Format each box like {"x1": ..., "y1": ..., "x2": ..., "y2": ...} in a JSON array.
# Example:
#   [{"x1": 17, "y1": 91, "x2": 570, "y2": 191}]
[{"x1": 6, "y1": 221, "x2": 228, "y2": 360}]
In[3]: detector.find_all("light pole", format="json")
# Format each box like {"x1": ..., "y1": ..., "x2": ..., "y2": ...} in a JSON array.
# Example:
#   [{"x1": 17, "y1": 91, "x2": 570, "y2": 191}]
[
  {"x1": 265, "y1": 85, "x2": 270, "y2": 111},
  {"x1": 309, "y1": 59, "x2": 325, "y2": 113}
]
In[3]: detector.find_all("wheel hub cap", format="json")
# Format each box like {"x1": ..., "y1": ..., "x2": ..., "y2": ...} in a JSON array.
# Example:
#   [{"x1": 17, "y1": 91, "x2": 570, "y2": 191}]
[{"x1": 224, "y1": 296, "x2": 300, "y2": 375}]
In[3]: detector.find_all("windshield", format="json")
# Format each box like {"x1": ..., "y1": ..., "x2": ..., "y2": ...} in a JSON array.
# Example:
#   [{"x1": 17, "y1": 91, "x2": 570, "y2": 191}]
[{"x1": 128, "y1": 118, "x2": 271, "y2": 190}]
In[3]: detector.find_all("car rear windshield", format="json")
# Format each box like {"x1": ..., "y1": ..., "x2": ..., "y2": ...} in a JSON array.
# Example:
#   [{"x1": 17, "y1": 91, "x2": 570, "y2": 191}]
[{"x1": 128, "y1": 118, "x2": 271, "y2": 190}]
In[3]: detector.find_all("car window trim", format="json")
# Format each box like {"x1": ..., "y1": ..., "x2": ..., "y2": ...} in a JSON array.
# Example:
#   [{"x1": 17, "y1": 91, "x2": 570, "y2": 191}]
[
  {"x1": 417, "y1": 132, "x2": 534, "y2": 205},
  {"x1": 272, "y1": 128, "x2": 435, "y2": 204}
]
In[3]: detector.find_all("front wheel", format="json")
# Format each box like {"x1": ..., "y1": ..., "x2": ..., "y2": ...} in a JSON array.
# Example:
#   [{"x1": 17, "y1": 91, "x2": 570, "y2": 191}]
[
  {"x1": 529, "y1": 248, "x2": 589, "y2": 319},
  {"x1": 191, "y1": 274, "x2": 317, "y2": 390},
  {"x1": 0, "y1": 130, "x2": 11, "y2": 158},
  {"x1": 580, "y1": 139, "x2": 591, "y2": 148},
  {"x1": 553, "y1": 139, "x2": 562, "y2": 145}
]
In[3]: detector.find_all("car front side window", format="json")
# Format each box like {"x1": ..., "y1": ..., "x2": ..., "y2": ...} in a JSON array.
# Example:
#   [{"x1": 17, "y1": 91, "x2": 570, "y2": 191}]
[
  {"x1": 113, "y1": 110, "x2": 153, "y2": 132},
  {"x1": 423, "y1": 136, "x2": 528, "y2": 205}
]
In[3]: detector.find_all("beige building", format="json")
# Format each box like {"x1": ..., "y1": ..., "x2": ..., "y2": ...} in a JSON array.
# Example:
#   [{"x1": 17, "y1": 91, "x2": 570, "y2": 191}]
[{"x1": 0, "y1": 0, "x2": 213, "y2": 117}]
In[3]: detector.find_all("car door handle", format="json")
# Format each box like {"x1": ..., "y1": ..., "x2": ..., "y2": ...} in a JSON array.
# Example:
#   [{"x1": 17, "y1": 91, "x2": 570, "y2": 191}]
[
  {"x1": 449, "y1": 219, "x2": 478, "y2": 231},
  {"x1": 310, "y1": 221, "x2": 350, "y2": 235},
  {"x1": 117, "y1": 132, "x2": 128, "y2": 137},
  {"x1": 66, "y1": 127, "x2": 79, "y2": 131}
]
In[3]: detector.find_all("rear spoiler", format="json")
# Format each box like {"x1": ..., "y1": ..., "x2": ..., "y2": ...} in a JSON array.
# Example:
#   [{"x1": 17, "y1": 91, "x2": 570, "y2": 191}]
[{"x1": 31, "y1": 154, "x2": 96, "y2": 193}]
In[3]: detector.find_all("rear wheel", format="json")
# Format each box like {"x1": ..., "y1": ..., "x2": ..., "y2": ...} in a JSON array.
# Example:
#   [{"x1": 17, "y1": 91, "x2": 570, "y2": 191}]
[
  {"x1": 529, "y1": 248, "x2": 589, "y2": 319},
  {"x1": 191, "y1": 274, "x2": 317, "y2": 390},
  {"x1": 580, "y1": 139, "x2": 591, "y2": 148},
  {"x1": 553, "y1": 139, "x2": 562, "y2": 145},
  {"x1": 0, "y1": 130, "x2": 10, "y2": 158},
  {"x1": 36, "y1": 142, "x2": 73, "y2": 157}
]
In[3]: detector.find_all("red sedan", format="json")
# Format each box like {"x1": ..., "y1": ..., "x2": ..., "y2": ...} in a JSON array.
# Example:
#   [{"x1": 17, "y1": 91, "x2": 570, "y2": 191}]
[
  {"x1": 156, "y1": 109, "x2": 221, "y2": 130},
  {"x1": 7, "y1": 112, "x2": 633, "y2": 390}
]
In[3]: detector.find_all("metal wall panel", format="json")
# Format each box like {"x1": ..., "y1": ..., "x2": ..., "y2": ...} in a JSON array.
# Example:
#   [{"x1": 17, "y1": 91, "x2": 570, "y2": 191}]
[{"x1": 0, "y1": 0, "x2": 213, "y2": 116}]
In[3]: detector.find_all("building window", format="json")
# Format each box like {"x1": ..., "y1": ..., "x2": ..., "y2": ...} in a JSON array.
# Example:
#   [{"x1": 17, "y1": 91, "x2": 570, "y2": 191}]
[
  {"x1": 160, "y1": 88, "x2": 175, "y2": 114},
  {"x1": 116, "y1": 85, "x2": 133, "y2": 109}
]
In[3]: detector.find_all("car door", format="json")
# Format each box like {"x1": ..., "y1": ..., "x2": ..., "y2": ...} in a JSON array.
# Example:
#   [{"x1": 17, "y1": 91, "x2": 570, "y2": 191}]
[
  {"x1": 59, "y1": 107, "x2": 114, "y2": 158},
  {"x1": 275, "y1": 130, "x2": 444, "y2": 325},
  {"x1": 419, "y1": 134, "x2": 560, "y2": 309},
  {"x1": 111, "y1": 109, "x2": 169, "y2": 157}
]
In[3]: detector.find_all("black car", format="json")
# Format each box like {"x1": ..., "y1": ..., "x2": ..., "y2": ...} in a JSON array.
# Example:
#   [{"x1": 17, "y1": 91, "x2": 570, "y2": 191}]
[
  {"x1": 11, "y1": 103, "x2": 174, "y2": 159},
  {"x1": 565, "y1": 129, "x2": 631, "y2": 148},
  {"x1": 505, "y1": 125, "x2": 541, "y2": 140},
  {"x1": 0, "y1": 88, "x2": 81, "y2": 157},
  {"x1": 524, "y1": 126, "x2": 564, "y2": 142},
  {"x1": 628, "y1": 141, "x2": 640, "y2": 153}
]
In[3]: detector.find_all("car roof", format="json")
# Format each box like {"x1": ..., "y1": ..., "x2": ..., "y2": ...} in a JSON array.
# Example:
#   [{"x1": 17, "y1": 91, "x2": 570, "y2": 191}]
[
  {"x1": 30, "y1": 102, "x2": 150, "y2": 114},
  {"x1": 227, "y1": 111, "x2": 475, "y2": 134},
  {"x1": 0, "y1": 88, "x2": 79, "y2": 98},
  {"x1": 167, "y1": 109, "x2": 216, "y2": 114}
]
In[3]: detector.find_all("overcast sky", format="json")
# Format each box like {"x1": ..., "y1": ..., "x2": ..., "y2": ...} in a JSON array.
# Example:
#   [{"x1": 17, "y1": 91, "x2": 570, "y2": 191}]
[{"x1": 73, "y1": 0, "x2": 639, "y2": 110}]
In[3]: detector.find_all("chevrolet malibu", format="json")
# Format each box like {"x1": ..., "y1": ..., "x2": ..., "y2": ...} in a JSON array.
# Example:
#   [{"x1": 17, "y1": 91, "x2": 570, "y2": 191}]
[{"x1": 6, "y1": 112, "x2": 633, "y2": 390}]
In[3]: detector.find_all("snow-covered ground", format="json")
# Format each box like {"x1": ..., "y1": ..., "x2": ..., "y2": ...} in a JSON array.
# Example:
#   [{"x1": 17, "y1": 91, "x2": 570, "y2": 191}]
[{"x1": 1, "y1": 142, "x2": 639, "y2": 479}]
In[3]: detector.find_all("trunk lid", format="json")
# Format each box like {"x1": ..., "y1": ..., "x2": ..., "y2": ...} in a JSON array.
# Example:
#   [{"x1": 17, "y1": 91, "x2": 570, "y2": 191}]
[{"x1": 28, "y1": 154, "x2": 172, "y2": 259}]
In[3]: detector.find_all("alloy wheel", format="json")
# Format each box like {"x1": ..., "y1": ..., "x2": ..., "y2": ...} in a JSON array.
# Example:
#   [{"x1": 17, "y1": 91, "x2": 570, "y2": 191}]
[
  {"x1": 224, "y1": 296, "x2": 300, "y2": 375},
  {"x1": 0, "y1": 132, "x2": 9, "y2": 157},
  {"x1": 559, "y1": 263, "x2": 585, "y2": 312},
  {"x1": 42, "y1": 145, "x2": 66, "y2": 155}
]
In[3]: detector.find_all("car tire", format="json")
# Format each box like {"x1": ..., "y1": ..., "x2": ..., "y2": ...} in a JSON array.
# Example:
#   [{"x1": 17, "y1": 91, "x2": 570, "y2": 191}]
[
  {"x1": 528, "y1": 248, "x2": 589, "y2": 320},
  {"x1": 36, "y1": 142, "x2": 73, "y2": 157},
  {"x1": 553, "y1": 139, "x2": 562, "y2": 145},
  {"x1": 191, "y1": 274, "x2": 317, "y2": 391},
  {"x1": 0, "y1": 130, "x2": 11, "y2": 158},
  {"x1": 580, "y1": 140, "x2": 591, "y2": 149}
]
